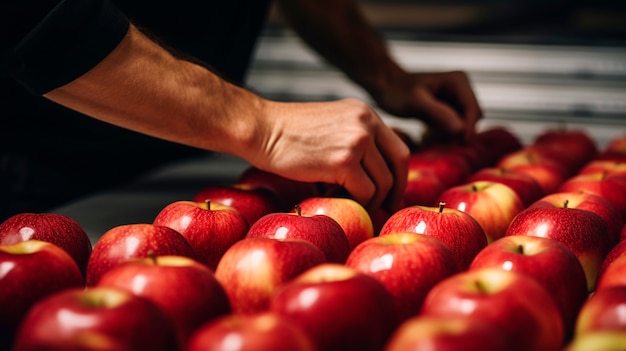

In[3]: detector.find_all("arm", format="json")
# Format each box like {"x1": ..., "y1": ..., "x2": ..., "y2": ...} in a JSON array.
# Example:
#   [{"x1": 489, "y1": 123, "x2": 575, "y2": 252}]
[{"x1": 275, "y1": 0, "x2": 482, "y2": 141}]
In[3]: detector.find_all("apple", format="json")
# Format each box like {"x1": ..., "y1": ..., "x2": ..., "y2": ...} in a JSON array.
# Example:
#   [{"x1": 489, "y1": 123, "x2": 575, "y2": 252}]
[
  {"x1": 420, "y1": 268, "x2": 565, "y2": 351},
  {"x1": 599, "y1": 239, "x2": 626, "y2": 279},
  {"x1": 497, "y1": 147, "x2": 569, "y2": 194},
  {"x1": 185, "y1": 312, "x2": 316, "y2": 351},
  {"x1": 153, "y1": 200, "x2": 249, "y2": 270},
  {"x1": 11, "y1": 287, "x2": 178, "y2": 351},
  {"x1": 236, "y1": 166, "x2": 319, "y2": 212},
  {"x1": 466, "y1": 167, "x2": 544, "y2": 207},
  {"x1": 578, "y1": 160, "x2": 626, "y2": 177},
  {"x1": 558, "y1": 172, "x2": 626, "y2": 221},
  {"x1": 408, "y1": 148, "x2": 473, "y2": 188},
  {"x1": 85, "y1": 223, "x2": 197, "y2": 286},
  {"x1": 97, "y1": 255, "x2": 231, "y2": 347},
  {"x1": 298, "y1": 196, "x2": 374, "y2": 251},
  {"x1": 269, "y1": 263, "x2": 398, "y2": 351},
  {"x1": 345, "y1": 233, "x2": 459, "y2": 322},
  {"x1": 473, "y1": 126, "x2": 523, "y2": 165},
  {"x1": 505, "y1": 204, "x2": 612, "y2": 292},
  {"x1": 402, "y1": 168, "x2": 447, "y2": 207},
  {"x1": 575, "y1": 286, "x2": 626, "y2": 335},
  {"x1": 246, "y1": 205, "x2": 350, "y2": 263},
  {"x1": 379, "y1": 202, "x2": 488, "y2": 269},
  {"x1": 469, "y1": 235, "x2": 588, "y2": 339},
  {"x1": 437, "y1": 180, "x2": 526, "y2": 243},
  {"x1": 214, "y1": 237, "x2": 326, "y2": 314},
  {"x1": 0, "y1": 213, "x2": 92, "y2": 275},
  {"x1": 532, "y1": 128, "x2": 598, "y2": 174},
  {"x1": 595, "y1": 255, "x2": 626, "y2": 291},
  {"x1": 384, "y1": 315, "x2": 513, "y2": 351},
  {"x1": 564, "y1": 331, "x2": 626, "y2": 351},
  {"x1": 0, "y1": 240, "x2": 84, "y2": 345},
  {"x1": 529, "y1": 191, "x2": 623, "y2": 245},
  {"x1": 598, "y1": 135, "x2": 626, "y2": 162},
  {"x1": 192, "y1": 184, "x2": 281, "y2": 225}
]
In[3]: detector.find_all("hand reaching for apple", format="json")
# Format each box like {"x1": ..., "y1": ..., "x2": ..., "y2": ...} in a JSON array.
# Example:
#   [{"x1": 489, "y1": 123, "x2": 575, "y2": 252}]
[{"x1": 250, "y1": 98, "x2": 410, "y2": 213}]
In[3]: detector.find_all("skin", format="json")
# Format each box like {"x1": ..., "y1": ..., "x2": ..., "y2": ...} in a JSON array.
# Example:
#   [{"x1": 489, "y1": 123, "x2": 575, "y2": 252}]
[{"x1": 43, "y1": 0, "x2": 481, "y2": 213}]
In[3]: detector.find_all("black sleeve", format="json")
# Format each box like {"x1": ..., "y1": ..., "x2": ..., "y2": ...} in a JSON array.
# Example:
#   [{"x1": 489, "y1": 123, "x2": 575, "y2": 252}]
[{"x1": 1, "y1": 0, "x2": 129, "y2": 95}]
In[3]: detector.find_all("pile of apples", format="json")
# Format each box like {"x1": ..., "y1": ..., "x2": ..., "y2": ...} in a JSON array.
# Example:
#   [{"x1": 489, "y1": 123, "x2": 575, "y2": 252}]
[{"x1": 2, "y1": 127, "x2": 626, "y2": 351}]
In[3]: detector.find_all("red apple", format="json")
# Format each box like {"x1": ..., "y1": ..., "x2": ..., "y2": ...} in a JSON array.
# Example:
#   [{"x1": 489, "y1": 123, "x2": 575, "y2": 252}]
[
  {"x1": 529, "y1": 191, "x2": 623, "y2": 245},
  {"x1": 563, "y1": 331, "x2": 626, "y2": 351},
  {"x1": 97, "y1": 255, "x2": 231, "y2": 347},
  {"x1": 408, "y1": 148, "x2": 473, "y2": 188},
  {"x1": 236, "y1": 166, "x2": 319, "y2": 211},
  {"x1": 298, "y1": 196, "x2": 374, "y2": 251},
  {"x1": 469, "y1": 235, "x2": 588, "y2": 338},
  {"x1": 11, "y1": 287, "x2": 178, "y2": 351},
  {"x1": 379, "y1": 202, "x2": 488, "y2": 269},
  {"x1": 437, "y1": 180, "x2": 526, "y2": 243},
  {"x1": 505, "y1": 205, "x2": 611, "y2": 292},
  {"x1": 599, "y1": 239, "x2": 626, "y2": 279},
  {"x1": 420, "y1": 268, "x2": 565, "y2": 351},
  {"x1": 269, "y1": 263, "x2": 398, "y2": 351},
  {"x1": 193, "y1": 184, "x2": 281, "y2": 226},
  {"x1": 473, "y1": 126, "x2": 523, "y2": 165},
  {"x1": 598, "y1": 135, "x2": 626, "y2": 162},
  {"x1": 85, "y1": 223, "x2": 197, "y2": 286},
  {"x1": 185, "y1": 312, "x2": 316, "y2": 351},
  {"x1": 345, "y1": 233, "x2": 459, "y2": 322},
  {"x1": 214, "y1": 237, "x2": 326, "y2": 314},
  {"x1": 558, "y1": 172, "x2": 626, "y2": 221},
  {"x1": 402, "y1": 168, "x2": 447, "y2": 207},
  {"x1": 384, "y1": 315, "x2": 513, "y2": 351},
  {"x1": 575, "y1": 286, "x2": 626, "y2": 335},
  {"x1": 246, "y1": 206, "x2": 350, "y2": 263},
  {"x1": 596, "y1": 255, "x2": 626, "y2": 291},
  {"x1": 532, "y1": 128, "x2": 598, "y2": 173},
  {"x1": 0, "y1": 240, "x2": 84, "y2": 343},
  {"x1": 0, "y1": 213, "x2": 92, "y2": 276},
  {"x1": 579, "y1": 160, "x2": 626, "y2": 177},
  {"x1": 153, "y1": 200, "x2": 249, "y2": 270},
  {"x1": 466, "y1": 167, "x2": 544, "y2": 207},
  {"x1": 497, "y1": 147, "x2": 569, "y2": 194}
]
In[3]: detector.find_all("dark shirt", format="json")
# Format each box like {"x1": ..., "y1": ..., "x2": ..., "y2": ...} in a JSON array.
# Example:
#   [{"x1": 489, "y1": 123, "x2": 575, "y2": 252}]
[{"x1": 0, "y1": 0, "x2": 271, "y2": 219}]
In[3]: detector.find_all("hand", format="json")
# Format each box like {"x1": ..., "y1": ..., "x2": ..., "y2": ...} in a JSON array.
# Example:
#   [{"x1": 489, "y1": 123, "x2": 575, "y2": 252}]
[
  {"x1": 372, "y1": 70, "x2": 482, "y2": 142},
  {"x1": 250, "y1": 98, "x2": 410, "y2": 213}
]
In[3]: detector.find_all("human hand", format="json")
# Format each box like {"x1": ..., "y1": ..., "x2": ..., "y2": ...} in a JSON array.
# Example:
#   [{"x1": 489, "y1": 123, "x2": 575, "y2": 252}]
[
  {"x1": 249, "y1": 98, "x2": 410, "y2": 213},
  {"x1": 371, "y1": 70, "x2": 482, "y2": 142}
]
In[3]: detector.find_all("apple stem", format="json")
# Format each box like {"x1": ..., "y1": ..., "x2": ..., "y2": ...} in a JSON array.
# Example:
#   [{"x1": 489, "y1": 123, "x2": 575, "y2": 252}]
[
  {"x1": 516, "y1": 245, "x2": 524, "y2": 255},
  {"x1": 148, "y1": 250, "x2": 158, "y2": 264},
  {"x1": 294, "y1": 204, "x2": 302, "y2": 216},
  {"x1": 205, "y1": 199, "x2": 211, "y2": 210},
  {"x1": 474, "y1": 279, "x2": 488, "y2": 294},
  {"x1": 563, "y1": 199, "x2": 569, "y2": 209},
  {"x1": 438, "y1": 202, "x2": 446, "y2": 213},
  {"x1": 471, "y1": 184, "x2": 478, "y2": 192}
]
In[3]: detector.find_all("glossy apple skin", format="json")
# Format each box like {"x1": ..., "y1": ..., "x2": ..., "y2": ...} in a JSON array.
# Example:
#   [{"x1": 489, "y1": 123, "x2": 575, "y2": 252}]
[
  {"x1": 97, "y1": 255, "x2": 231, "y2": 347},
  {"x1": 270, "y1": 263, "x2": 398, "y2": 351},
  {"x1": 384, "y1": 315, "x2": 513, "y2": 351},
  {"x1": 345, "y1": 233, "x2": 459, "y2": 322},
  {"x1": 11, "y1": 287, "x2": 178, "y2": 351},
  {"x1": 185, "y1": 312, "x2": 316, "y2": 351},
  {"x1": 193, "y1": 184, "x2": 280, "y2": 226},
  {"x1": 505, "y1": 206, "x2": 611, "y2": 292},
  {"x1": 0, "y1": 240, "x2": 84, "y2": 345},
  {"x1": 408, "y1": 148, "x2": 472, "y2": 188},
  {"x1": 214, "y1": 237, "x2": 326, "y2": 314},
  {"x1": 379, "y1": 204, "x2": 488, "y2": 270},
  {"x1": 246, "y1": 210, "x2": 350, "y2": 263},
  {"x1": 86, "y1": 224, "x2": 197, "y2": 286},
  {"x1": 596, "y1": 255, "x2": 626, "y2": 291},
  {"x1": 437, "y1": 181, "x2": 525, "y2": 243},
  {"x1": 575, "y1": 286, "x2": 626, "y2": 335},
  {"x1": 298, "y1": 197, "x2": 374, "y2": 251},
  {"x1": 529, "y1": 191, "x2": 623, "y2": 245},
  {"x1": 0, "y1": 213, "x2": 92, "y2": 276},
  {"x1": 469, "y1": 235, "x2": 588, "y2": 339},
  {"x1": 599, "y1": 239, "x2": 626, "y2": 278},
  {"x1": 558, "y1": 172, "x2": 626, "y2": 222},
  {"x1": 497, "y1": 147, "x2": 569, "y2": 194},
  {"x1": 420, "y1": 268, "x2": 565, "y2": 351},
  {"x1": 467, "y1": 167, "x2": 544, "y2": 207},
  {"x1": 153, "y1": 200, "x2": 249, "y2": 270},
  {"x1": 236, "y1": 167, "x2": 319, "y2": 212},
  {"x1": 403, "y1": 168, "x2": 447, "y2": 207}
]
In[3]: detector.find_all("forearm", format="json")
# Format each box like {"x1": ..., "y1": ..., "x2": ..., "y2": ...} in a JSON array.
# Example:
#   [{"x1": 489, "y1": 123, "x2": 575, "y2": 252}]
[
  {"x1": 275, "y1": 0, "x2": 405, "y2": 98},
  {"x1": 44, "y1": 24, "x2": 266, "y2": 160}
]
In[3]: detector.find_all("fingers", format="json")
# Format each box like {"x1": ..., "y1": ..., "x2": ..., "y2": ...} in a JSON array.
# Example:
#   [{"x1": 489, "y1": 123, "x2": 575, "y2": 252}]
[{"x1": 443, "y1": 71, "x2": 483, "y2": 140}]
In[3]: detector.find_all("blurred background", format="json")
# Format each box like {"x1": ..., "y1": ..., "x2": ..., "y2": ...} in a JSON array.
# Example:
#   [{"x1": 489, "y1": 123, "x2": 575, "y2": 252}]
[{"x1": 247, "y1": 0, "x2": 626, "y2": 147}]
